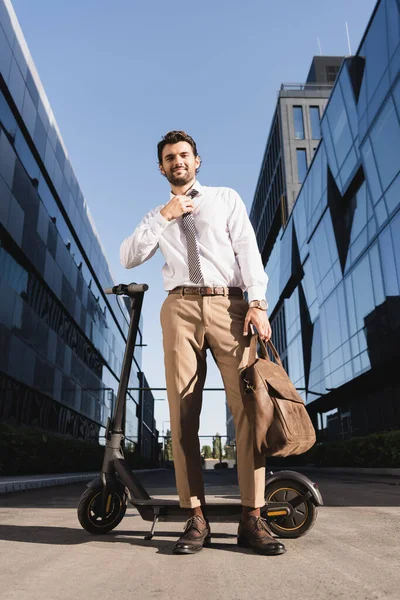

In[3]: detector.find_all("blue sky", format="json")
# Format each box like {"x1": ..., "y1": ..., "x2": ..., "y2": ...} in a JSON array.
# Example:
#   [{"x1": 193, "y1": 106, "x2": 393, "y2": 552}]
[{"x1": 12, "y1": 0, "x2": 376, "y2": 437}]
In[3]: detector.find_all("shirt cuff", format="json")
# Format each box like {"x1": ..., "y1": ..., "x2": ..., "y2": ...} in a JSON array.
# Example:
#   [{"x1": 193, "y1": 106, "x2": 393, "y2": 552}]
[
  {"x1": 247, "y1": 286, "x2": 267, "y2": 304},
  {"x1": 149, "y1": 210, "x2": 169, "y2": 233}
]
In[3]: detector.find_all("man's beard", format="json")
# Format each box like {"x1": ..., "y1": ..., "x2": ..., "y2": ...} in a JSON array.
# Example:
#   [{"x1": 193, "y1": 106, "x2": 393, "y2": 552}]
[{"x1": 166, "y1": 167, "x2": 194, "y2": 186}]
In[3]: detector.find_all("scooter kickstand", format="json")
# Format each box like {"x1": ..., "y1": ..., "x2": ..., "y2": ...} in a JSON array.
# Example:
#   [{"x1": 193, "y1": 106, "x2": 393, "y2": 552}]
[{"x1": 145, "y1": 509, "x2": 160, "y2": 540}]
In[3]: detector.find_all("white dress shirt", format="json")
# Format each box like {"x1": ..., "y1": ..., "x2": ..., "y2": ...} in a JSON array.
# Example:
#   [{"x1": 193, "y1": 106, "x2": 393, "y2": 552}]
[{"x1": 120, "y1": 181, "x2": 268, "y2": 303}]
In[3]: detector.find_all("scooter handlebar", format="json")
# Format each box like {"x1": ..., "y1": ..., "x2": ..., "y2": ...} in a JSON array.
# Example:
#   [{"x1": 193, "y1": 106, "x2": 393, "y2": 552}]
[{"x1": 104, "y1": 283, "x2": 149, "y2": 296}]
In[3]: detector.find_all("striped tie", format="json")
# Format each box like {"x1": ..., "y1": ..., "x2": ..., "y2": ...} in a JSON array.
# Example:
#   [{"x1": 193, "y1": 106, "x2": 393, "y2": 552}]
[{"x1": 182, "y1": 189, "x2": 204, "y2": 284}]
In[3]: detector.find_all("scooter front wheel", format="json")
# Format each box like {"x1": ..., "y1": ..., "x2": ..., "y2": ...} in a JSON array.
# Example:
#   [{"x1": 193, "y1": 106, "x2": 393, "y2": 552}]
[
  {"x1": 264, "y1": 478, "x2": 318, "y2": 539},
  {"x1": 77, "y1": 483, "x2": 127, "y2": 534}
]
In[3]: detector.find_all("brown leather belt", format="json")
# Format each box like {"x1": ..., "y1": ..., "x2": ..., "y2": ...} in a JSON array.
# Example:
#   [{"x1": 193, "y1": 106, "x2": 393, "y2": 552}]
[{"x1": 168, "y1": 286, "x2": 244, "y2": 297}]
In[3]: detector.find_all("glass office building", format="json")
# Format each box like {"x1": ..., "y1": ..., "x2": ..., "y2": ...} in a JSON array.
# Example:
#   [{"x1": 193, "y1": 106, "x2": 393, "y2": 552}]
[
  {"x1": 252, "y1": 0, "x2": 400, "y2": 441},
  {"x1": 0, "y1": 0, "x2": 158, "y2": 456},
  {"x1": 250, "y1": 56, "x2": 343, "y2": 265}
]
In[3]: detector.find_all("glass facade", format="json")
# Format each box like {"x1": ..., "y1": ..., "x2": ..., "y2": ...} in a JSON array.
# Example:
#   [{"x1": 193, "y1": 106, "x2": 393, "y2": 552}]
[
  {"x1": 258, "y1": 0, "x2": 400, "y2": 440},
  {"x1": 0, "y1": 0, "x2": 158, "y2": 455},
  {"x1": 250, "y1": 61, "x2": 340, "y2": 264}
]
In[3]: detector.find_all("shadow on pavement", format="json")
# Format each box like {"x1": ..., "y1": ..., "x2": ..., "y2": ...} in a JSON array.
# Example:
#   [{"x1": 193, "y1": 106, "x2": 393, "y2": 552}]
[{"x1": 0, "y1": 523, "x2": 240, "y2": 556}]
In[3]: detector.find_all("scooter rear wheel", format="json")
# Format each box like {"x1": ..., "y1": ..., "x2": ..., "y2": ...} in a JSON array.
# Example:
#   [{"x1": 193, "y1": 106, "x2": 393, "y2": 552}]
[
  {"x1": 264, "y1": 478, "x2": 318, "y2": 539},
  {"x1": 77, "y1": 483, "x2": 127, "y2": 534}
]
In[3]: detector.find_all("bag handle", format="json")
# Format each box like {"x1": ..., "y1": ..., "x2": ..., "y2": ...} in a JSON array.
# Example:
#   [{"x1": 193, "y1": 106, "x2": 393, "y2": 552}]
[{"x1": 248, "y1": 333, "x2": 283, "y2": 368}]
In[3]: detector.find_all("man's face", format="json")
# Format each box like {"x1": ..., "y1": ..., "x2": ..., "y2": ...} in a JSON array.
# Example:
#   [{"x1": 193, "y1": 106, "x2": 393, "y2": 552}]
[{"x1": 159, "y1": 141, "x2": 200, "y2": 186}]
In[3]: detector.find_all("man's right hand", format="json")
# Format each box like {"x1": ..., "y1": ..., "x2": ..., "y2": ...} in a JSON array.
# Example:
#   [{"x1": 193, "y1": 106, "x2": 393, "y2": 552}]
[{"x1": 160, "y1": 195, "x2": 194, "y2": 222}]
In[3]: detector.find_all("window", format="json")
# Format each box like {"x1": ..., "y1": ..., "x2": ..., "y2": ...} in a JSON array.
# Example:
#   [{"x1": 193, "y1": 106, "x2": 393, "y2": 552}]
[
  {"x1": 293, "y1": 106, "x2": 305, "y2": 139},
  {"x1": 370, "y1": 96, "x2": 400, "y2": 193},
  {"x1": 296, "y1": 149, "x2": 307, "y2": 183},
  {"x1": 326, "y1": 65, "x2": 340, "y2": 84},
  {"x1": 310, "y1": 106, "x2": 321, "y2": 139}
]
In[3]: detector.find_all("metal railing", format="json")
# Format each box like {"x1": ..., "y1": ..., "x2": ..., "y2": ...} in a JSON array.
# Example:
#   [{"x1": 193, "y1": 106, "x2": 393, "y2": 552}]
[{"x1": 280, "y1": 82, "x2": 334, "y2": 91}]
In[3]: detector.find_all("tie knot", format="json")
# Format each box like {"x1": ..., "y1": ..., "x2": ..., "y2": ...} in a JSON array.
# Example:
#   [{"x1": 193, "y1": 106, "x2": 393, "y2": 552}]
[{"x1": 186, "y1": 189, "x2": 199, "y2": 199}]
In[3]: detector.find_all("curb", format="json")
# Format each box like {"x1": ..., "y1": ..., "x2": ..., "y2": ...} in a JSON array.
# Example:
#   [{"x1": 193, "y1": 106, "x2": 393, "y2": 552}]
[
  {"x1": 0, "y1": 468, "x2": 166, "y2": 494},
  {"x1": 271, "y1": 466, "x2": 400, "y2": 478}
]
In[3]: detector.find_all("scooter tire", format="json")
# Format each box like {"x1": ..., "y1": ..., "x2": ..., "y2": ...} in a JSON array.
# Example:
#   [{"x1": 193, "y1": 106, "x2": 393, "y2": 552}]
[
  {"x1": 77, "y1": 483, "x2": 127, "y2": 534},
  {"x1": 264, "y1": 478, "x2": 318, "y2": 539}
]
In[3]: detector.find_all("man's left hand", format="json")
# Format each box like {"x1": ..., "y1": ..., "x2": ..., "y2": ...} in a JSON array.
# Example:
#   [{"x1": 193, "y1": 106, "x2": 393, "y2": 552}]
[{"x1": 243, "y1": 308, "x2": 272, "y2": 342}]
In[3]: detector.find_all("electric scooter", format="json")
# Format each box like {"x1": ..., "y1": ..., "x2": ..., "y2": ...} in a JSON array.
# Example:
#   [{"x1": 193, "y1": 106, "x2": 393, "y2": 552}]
[{"x1": 77, "y1": 283, "x2": 323, "y2": 540}]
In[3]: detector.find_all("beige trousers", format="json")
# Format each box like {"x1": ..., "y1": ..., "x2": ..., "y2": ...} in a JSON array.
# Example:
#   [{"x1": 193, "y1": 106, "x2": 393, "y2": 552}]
[{"x1": 160, "y1": 291, "x2": 265, "y2": 509}]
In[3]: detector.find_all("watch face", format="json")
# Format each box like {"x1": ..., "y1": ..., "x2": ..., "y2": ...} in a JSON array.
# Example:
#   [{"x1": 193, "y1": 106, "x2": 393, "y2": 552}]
[{"x1": 250, "y1": 300, "x2": 268, "y2": 310}]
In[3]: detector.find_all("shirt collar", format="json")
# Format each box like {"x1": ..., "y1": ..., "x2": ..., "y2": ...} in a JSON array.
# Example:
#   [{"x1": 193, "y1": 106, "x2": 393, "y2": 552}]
[{"x1": 169, "y1": 180, "x2": 204, "y2": 199}]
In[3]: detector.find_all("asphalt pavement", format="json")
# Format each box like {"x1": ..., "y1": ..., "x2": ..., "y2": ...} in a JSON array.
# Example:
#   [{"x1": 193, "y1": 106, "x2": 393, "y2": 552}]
[{"x1": 0, "y1": 468, "x2": 399, "y2": 600}]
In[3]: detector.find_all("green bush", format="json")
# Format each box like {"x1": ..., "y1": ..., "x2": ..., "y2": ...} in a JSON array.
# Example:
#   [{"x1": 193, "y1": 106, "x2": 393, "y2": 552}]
[
  {"x1": 266, "y1": 429, "x2": 400, "y2": 468},
  {"x1": 0, "y1": 423, "x2": 158, "y2": 475}
]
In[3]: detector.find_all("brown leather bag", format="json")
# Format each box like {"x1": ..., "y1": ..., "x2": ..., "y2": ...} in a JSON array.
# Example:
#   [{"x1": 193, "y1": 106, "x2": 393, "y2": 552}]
[{"x1": 239, "y1": 334, "x2": 316, "y2": 457}]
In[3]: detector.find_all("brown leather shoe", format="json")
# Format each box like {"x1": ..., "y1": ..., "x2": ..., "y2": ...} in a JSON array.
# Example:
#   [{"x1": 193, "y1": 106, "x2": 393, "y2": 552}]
[
  {"x1": 238, "y1": 516, "x2": 286, "y2": 555},
  {"x1": 173, "y1": 515, "x2": 211, "y2": 554}
]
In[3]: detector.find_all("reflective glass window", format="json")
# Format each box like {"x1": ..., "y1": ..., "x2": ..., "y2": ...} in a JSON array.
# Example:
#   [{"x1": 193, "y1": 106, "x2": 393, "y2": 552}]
[
  {"x1": 293, "y1": 106, "x2": 305, "y2": 139},
  {"x1": 0, "y1": 129, "x2": 16, "y2": 189},
  {"x1": 346, "y1": 182, "x2": 371, "y2": 267},
  {"x1": 44, "y1": 137, "x2": 55, "y2": 180},
  {"x1": 0, "y1": 90, "x2": 17, "y2": 138},
  {"x1": 308, "y1": 318, "x2": 325, "y2": 399},
  {"x1": 351, "y1": 254, "x2": 375, "y2": 331},
  {"x1": 8, "y1": 58, "x2": 25, "y2": 112},
  {"x1": 287, "y1": 334, "x2": 304, "y2": 385},
  {"x1": 339, "y1": 146, "x2": 358, "y2": 192},
  {"x1": 21, "y1": 89, "x2": 37, "y2": 139},
  {"x1": 379, "y1": 226, "x2": 399, "y2": 295},
  {"x1": 292, "y1": 202, "x2": 307, "y2": 262},
  {"x1": 279, "y1": 220, "x2": 293, "y2": 292},
  {"x1": 369, "y1": 243, "x2": 385, "y2": 306},
  {"x1": 336, "y1": 282, "x2": 350, "y2": 346},
  {"x1": 361, "y1": 137, "x2": 383, "y2": 204},
  {"x1": 33, "y1": 116, "x2": 47, "y2": 159},
  {"x1": 326, "y1": 87, "x2": 352, "y2": 168},
  {"x1": 389, "y1": 210, "x2": 400, "y2": 285},
  {"x1": 357, "y1": 43, "x2": 368, "y2": 121},
  {"x1": 321, "y1": 291, "x2": 342, "y2": 355},
  {"x1": 321, "y1": 117, "x2": 339, "y2": 178},
  {"x1": 14, "y1": 129, "x2": 40, "y2": 181},
  {"x1": 393, "y1": 78, "x2": 400, "y2": 116},
  {"x1": 339, "y1": 66, "x2": 358, "y2": 140},
  {"x1": 310, "y1": 106, "x2": 321, "y2": 139},
  {"x1": 364, "y1": 0, "x2": 389, "y2": 103},
  {"x1": 296, "y1": 149, "x2": 307, "y2": 183},
  {"x1": 368, "y1": 70, "x2": 391, "y2": 127},
  {"x1": 0, "y1": 22, "x2": 12, "y2": 82},
  {"x1": 374, "y1": 196, "x2": 388, "y2": 226},
  {"x1": 344, "y1": 277, "x2": 357, "y2": 338},
  {"x1": 311, "y1": 212, "x2": 340, "y2": 287},
  {"x1": 264, "y1": 231, "x2": 281, "y2": 314},
  {"x1": 369, "y1": 96, "x2": 400, "y2": 193},
  {"x1": 0, "y1": 246, "x2": 28, "y2": 294},
  {"x1": 284, "y1": 288, "x2": 300, "y2": 344},
  {"x1": 302, "y1": 257, "x2": 319, "y2": 322},
  {"x1": 384, "y1": 171, "x2": 400, "y2": 215},
  {"x1": 25, "y1": 69, "x2": 39, "y2": 108},
  {"x1": 386, "y1": 0, "x2": 400, "y2": 58}
]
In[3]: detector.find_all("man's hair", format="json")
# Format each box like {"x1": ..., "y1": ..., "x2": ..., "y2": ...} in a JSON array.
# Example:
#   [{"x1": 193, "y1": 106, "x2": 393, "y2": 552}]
[{"x1": 157, "y1": 130, "x2": 201, "y2": 172}]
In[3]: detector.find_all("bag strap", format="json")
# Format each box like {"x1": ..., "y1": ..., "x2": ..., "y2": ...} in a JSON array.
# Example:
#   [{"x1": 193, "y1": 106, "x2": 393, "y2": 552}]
[{"x1": 248, "y1": 333, "x2": 283, "y2": 368}]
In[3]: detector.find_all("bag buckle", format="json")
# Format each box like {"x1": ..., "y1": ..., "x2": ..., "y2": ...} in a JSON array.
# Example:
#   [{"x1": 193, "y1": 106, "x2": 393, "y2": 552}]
[{"x1": 242, "y1": 376, "x2": 255, "y2": 394}]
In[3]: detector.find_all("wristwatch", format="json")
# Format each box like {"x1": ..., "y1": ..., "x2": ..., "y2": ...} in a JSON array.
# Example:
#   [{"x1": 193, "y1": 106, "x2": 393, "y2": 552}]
[{"x1": 248, "y1": 299, "x2": 268, "y2": 311}]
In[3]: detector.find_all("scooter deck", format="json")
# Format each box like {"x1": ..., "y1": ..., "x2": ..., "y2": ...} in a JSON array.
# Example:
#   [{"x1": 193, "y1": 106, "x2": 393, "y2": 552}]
[{"x1": 132, "y1": 497, "x2": 292, "y2": 521}]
